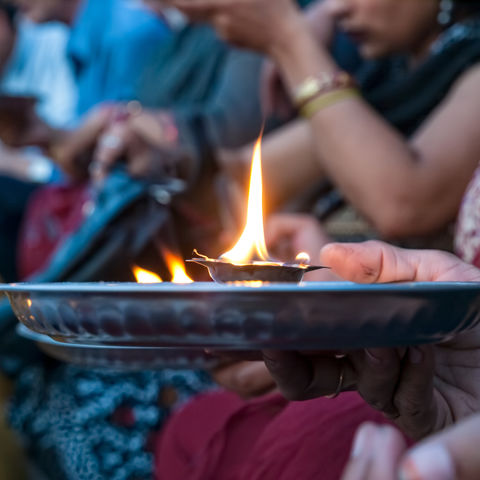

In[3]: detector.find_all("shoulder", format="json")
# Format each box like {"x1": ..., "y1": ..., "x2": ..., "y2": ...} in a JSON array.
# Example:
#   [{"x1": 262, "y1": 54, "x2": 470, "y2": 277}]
[
  {"x1": 429, "y1": 62, "x2": 480, "y2": 117},
  {"x1": 449, "y1": 62, "x2": 480, "y2": 95}
]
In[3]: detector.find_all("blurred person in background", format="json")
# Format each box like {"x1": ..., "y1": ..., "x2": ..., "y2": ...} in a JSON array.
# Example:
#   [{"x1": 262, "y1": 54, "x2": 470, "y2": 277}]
[
  {"x1": 0, "y1": 2, "x2": 77, "y2": 283},
  {"x1": 0, "y1": 0, "x2": 169, "y2": 283},
  {"x1": 184, "y1": 0, "x2": 480, "y2": 258},
  {"x1": 16, "y1": 0, "x2": 170, "y2": 117}
]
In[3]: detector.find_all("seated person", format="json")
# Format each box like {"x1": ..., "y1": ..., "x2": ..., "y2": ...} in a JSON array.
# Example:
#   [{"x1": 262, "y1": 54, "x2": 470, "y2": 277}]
[
  {"x1": 0, "y1": 4, "x2": 77, "y2": 282},
  {"x1": 184, "y1": 0, "x2": 480, "y2": 252},
  {"x1": 1, "y1": 16, "x2": 76, "y2": 128},
  {"x1": 16, "y1": 0, "x2": 170, "y2": 118},
  {"x1": 0, "y1": 0, "x2": 170, "y2": 282}
]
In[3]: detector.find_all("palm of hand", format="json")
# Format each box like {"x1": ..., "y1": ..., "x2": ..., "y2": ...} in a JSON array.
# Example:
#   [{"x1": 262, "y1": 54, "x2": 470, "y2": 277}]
[{"x1": 431, "y1": 333, "x2": 480, "y2": 429}]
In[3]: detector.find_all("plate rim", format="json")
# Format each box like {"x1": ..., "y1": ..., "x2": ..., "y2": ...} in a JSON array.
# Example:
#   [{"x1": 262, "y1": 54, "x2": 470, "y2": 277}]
[{"x1": 2, "y1": 281, "x2": 480, "y2": 294}]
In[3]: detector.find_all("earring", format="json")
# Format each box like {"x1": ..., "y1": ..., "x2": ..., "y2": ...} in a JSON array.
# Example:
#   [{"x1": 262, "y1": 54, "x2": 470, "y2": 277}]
[{"x1": 438, "y1": 0, "x2": 453, "y2": 26}]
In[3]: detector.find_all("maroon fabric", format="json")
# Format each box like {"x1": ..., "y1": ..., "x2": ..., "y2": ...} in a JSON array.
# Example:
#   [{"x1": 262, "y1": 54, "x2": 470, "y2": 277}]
[
  {"x1": 155, "y1": 390, "x2": 408, "y2": 480},
  {"x1": 17, "y1": 182, "x2": 89, "y2": 279}
]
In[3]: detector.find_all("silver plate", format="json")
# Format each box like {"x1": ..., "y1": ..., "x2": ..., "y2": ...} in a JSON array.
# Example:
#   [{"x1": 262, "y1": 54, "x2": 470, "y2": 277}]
[
  {"x1": 2, "y1": 281, "x2": 480, "y2": 350},
  {"x1": 16, "y1": 324, "x2": 219, "y2": 370}
]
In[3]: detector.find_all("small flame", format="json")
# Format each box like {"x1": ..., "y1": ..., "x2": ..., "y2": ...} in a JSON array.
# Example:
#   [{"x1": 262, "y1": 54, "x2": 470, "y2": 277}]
[
  {"x1": 295, "y1": 252, "x2": 311, "y2": 265},
  {"x1": 133, "y1": 265, "x2": 163, "y2": 283},
  {"x1": 163, "y1": 249, "x2": 193, "y2": 283},
  {"x1": 221, "y1": 135, "x2": 270, "y2": 264}
]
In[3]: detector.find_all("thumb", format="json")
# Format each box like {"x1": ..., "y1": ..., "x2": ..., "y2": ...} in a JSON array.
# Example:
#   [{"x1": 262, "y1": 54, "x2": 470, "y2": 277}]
[
  {"x1": 320, "y1": 240, "x2": 480, "y2": 283},
  {"x1": 399, "y1": 414, "x2": 480, "y2": 480}
]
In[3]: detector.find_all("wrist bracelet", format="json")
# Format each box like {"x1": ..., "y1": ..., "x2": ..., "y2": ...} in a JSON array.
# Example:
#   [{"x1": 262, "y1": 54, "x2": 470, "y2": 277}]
[
  {"x1": 293, "y1": 71, "x2": 356, "y2": 109},
  {"x1": 300, "y1": 88, "x2": 360, "y2": 118}
]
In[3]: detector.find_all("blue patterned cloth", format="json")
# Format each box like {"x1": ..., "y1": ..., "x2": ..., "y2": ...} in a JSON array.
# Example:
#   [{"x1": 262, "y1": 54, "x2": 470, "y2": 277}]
[
  {"x1": 8, "y1": 360, "x2": 212, "y2": 479},
  {"x1": 0, "y1": 301, "x2": 213, "y2": 479}
]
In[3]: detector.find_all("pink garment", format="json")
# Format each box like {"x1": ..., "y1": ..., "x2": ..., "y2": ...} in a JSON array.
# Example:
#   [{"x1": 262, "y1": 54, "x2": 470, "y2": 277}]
[
  {"x1": 155, "y1": 390, "x2": 406, "y2": 480},
  {"x1": 455, "y1": 166, "x2": 480, "y2": 266}
]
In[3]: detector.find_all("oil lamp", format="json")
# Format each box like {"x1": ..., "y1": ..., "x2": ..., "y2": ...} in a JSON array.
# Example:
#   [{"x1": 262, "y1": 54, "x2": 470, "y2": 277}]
[{"x1": 189, "y1": 135, "x2": 327, "y2": 283}]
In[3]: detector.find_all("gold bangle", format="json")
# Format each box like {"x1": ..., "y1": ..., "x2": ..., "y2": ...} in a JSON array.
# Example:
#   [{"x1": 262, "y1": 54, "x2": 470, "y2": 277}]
[
  {"x1": 300, "y1": 88, "x2": 360, "y2": 118},
  {"x1": 293, "y1": 71, "x2": 356, "y2": 108}
]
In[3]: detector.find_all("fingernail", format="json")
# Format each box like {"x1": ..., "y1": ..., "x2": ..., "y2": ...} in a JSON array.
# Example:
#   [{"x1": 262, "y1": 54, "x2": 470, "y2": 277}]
[
  {"x1": 351, "y1": 423, "x2": 376, "y2": 458},
  {"x1": 399, "y1": 444, "x2": 455, "y2": 480},
  {"x1": 409, "y1": 347, "x2": 424, "y2": 365}
]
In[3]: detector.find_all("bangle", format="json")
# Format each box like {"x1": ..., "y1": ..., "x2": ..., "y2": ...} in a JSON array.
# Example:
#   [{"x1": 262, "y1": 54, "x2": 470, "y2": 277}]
[
  {"x1": 300, "y1": 88, "x2": 360, "y2": 118},
  {"x1": 293, "y1": 71, "x2": 356, "y2": 108}
]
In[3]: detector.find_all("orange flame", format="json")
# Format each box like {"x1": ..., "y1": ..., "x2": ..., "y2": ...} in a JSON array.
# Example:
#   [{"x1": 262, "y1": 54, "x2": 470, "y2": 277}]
[
  {"x1": 133, "y1": 265, "x2": 163, "y2": 283},
  {"x1": 163, "y1": 249, "x2": 193, "y2": 283},
  {"x1": 221, "y1": 135, "x2": 270, "y2": 264}
]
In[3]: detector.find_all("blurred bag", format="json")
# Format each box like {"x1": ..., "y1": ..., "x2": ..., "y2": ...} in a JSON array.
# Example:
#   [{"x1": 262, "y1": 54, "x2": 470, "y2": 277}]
[{"x1": 17, "y1": 171, "x2": 184, "y2": 281}]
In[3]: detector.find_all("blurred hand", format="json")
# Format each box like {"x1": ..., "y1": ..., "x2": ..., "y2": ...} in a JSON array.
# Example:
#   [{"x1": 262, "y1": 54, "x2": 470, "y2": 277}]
[
  {"x1": 212, "y1": 361, "x2": 276, "y2": 399},
  {"x1": 342, "y1": 415, "x2": 480, "y2": 480},
  {"x1": 90, "y1": 108, "x2": 183, "y2": 184},
  {"x1": 265, "y1": 213, "x2": 337, "y2": 281},
  {"x1": 51, "y1": 104, "x2": 187, "y2": 183},
  {"x1": 263, "y1": 240, "x2": 480, "y2": 440},
  {"x1": 169, "y1": 0, "x2": 303, "y2": 52},
  {"x1": 265, "y1": 213, "x2": 331, "y2": 263},
  {"x1": 49, "y1": 104, "x2": 114, "y2": 180}
]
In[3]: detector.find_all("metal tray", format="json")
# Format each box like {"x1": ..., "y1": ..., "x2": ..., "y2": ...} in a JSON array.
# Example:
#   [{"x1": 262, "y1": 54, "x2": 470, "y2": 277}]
[
  {"x1": 16, "y1": 324, "x2": 219, "y2": 370},
  {"x1": 3, "y1": 282, "x2": 480, "y2": 350}
]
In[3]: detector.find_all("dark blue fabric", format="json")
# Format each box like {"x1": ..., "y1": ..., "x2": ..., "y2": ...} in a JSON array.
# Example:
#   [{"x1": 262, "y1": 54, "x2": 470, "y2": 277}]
[{"x1": 0, "y1": 176, "x2": 38, "y2": 281}]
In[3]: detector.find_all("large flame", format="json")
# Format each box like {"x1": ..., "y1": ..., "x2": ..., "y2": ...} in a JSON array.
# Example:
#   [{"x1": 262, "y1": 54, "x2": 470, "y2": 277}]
[
  {"x1": 221, "y1": 135, "x2": 270, "y2": 264},
  {"x1": 133, "y1": 265, "x2": 163, "y2": 283},
  {"x1": 163, "y1": 249, "x2": 193, "y2": 283}
]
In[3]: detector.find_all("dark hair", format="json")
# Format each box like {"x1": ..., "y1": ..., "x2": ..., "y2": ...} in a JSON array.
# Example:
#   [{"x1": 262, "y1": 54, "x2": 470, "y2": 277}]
[{"x1": 0, "y1": 1, "x2": 17, "y2": 30}]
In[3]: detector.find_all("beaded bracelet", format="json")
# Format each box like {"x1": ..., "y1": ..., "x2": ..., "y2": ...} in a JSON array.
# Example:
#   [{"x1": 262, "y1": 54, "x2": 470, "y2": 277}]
[{"x1": 300, "y1": 88, "x2": 360, "y2": 119}]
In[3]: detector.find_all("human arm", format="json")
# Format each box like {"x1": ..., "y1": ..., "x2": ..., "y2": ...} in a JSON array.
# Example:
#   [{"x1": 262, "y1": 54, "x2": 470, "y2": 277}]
[
  {"x1": 218, "y1": 119, "x2": 324, "y2": 212},
  {"x1": 260, "y1": 0, "x2": 336, "y2": 115}
]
